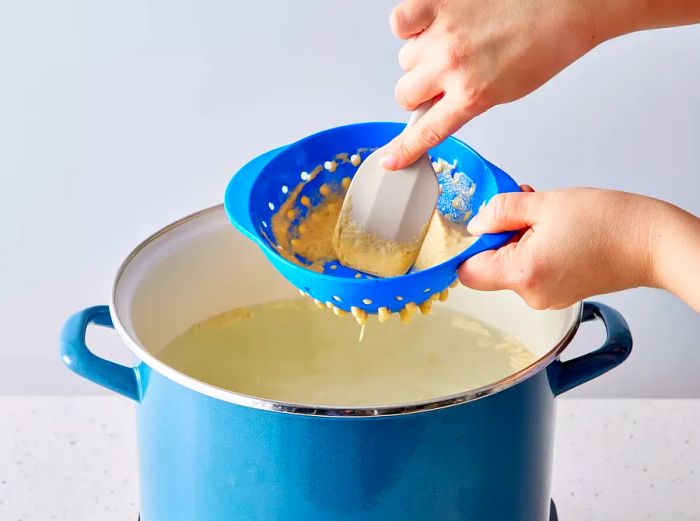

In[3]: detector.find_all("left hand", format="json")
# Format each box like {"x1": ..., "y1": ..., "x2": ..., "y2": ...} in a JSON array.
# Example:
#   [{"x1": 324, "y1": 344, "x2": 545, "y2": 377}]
[{"x1": 458, "y1": 187, "x2": 659, "y2": 309}]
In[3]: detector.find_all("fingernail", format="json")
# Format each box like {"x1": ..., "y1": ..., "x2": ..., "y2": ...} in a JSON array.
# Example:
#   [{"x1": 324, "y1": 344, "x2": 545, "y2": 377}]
[{"x1": 380, "y1": 153, "x2": 398, "y2": 170}]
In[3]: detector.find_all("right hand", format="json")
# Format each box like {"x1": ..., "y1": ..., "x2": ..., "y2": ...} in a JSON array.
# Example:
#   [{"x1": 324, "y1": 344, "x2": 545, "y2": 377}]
[
  {"x1": 380, "y1": 0, "x2": 602, "y2": 171},
  {"x1": 381, "y1": 0, "x2": 700, "y2": 171}
]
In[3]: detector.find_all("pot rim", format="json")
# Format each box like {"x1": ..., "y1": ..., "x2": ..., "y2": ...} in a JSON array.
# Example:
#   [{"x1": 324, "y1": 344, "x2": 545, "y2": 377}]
[{"x1": 110, "y1": 204, "x2": 583, "y2": 417}]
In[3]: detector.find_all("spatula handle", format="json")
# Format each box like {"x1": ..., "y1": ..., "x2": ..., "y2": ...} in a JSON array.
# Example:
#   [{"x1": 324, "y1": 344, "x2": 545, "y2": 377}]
[{"x1": 406, "y1": 101, "x2": 432, "y2": 128}]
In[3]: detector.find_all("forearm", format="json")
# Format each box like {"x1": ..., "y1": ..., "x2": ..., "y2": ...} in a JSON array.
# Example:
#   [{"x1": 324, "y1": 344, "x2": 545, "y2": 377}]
[
  {"x1": 590, "y1": 0, "x2": 700, "y2": 44},
  {"x1": 642, "y1": 0, "x2": 700, "y2": 29},
  {"x1": 650, "y1": 201, "x2": 700, "y2": 312}
]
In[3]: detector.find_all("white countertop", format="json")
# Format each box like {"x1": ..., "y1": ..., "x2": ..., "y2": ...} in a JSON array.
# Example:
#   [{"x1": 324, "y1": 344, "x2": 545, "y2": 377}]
[{"x1": 1, "y1": 397, "x2": 698, "y2": 521}]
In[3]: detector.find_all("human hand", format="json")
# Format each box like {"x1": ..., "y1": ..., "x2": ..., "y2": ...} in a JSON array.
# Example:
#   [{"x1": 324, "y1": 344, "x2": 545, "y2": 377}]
[
  {"x1": 381, "y1": 0, "x2": 700, "y2": 171},
  {"x1": 458, "y1": 187, "x2": 662, "y2": 310},
  {"x1": 380, "y1": 0, "x2": 599, "y2": 171}
]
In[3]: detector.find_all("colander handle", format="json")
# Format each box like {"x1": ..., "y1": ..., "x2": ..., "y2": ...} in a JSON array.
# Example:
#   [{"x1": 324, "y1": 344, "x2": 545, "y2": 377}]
[
  {"x1": 406, "y1": 101, "x2": 432, "y2": 128},
  {"x1": 60, "y1": 305, "x2": 142, "y2": 402},
  {"x1": 224, "y1": 146, "x2": 287, "y2": 240},
  {"x1": 484, "y1": 159, "x2": 520, "y2": 195},
  {"x1": 550, "y1": 301, "x2": 633, "y2": 396},
  {"x1": 451, "y1": 159, "x2": 522, "y2": 265}
]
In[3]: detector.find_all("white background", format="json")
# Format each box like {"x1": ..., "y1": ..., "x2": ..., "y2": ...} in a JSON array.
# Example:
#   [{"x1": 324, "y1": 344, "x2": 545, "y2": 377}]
[{"x1": 0, "y1": 0, "x2": 698, "y2": 397}]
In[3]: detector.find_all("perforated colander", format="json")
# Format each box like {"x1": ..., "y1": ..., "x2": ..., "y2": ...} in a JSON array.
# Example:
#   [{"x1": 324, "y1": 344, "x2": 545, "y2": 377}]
[{"x1": 225, "y1": 122, "x2": 519, "y2": 321}]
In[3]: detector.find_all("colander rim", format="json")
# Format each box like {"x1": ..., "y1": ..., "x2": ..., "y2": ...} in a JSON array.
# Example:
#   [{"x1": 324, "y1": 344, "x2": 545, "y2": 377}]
[{"x1": 245, "y1": 122, "x2": 510, "y2": 283}]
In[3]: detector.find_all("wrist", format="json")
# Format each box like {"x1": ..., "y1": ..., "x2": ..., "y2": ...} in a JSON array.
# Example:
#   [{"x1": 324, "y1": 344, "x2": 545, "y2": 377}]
[
  {"x1": 643, "y1": 198, "x2": 670, "y2": 290},
  {"x1": 646, "y1": 199, "x2": 700, "y2": 298},
  {"x1": 585, "y1": 0, "x2": 650, "y2": 45},
  {"x1": 615, "y1": 192, "x2": 659, "y2": 290}
]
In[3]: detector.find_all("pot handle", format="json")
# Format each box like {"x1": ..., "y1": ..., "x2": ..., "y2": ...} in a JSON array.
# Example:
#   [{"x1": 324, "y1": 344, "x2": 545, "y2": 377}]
[
  {"x1": 551, "y1": 301, "x2": 632, "y2": 396},
  {"x1": 60, "y1": 305, "x2": 142, "y2": 402}
]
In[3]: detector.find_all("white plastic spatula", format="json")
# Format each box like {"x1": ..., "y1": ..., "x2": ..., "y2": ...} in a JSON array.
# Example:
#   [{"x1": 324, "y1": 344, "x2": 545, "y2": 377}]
[{"x1": 333, "y1": 103, "x2": 439, "y2": 277}]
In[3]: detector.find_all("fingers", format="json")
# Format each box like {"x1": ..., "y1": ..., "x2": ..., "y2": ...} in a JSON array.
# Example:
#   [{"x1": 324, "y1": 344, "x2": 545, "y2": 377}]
[
  {"x1": 395, "y1": 64, "x2": 443, "y2": 110},
  {"x1": 458, "y1": 240, "x2": 550, "y2": 309},
  {"x1": 380, "y1": 94, "x2": 476, "y2": 170},
  {"x1": 459, "y1": 247, "x2": 555, "y2": 310},
  {"x1": 390, "y1": 0, "x2": 439, "y2": 39},
  {"x1": 467, "y1": 192, "x2": 539, "y2": 235},
  {"x1": 458, "y1": 190, "x2": 552, "y2": 308},
  {"x1": 457, "y1": 244, "x2": 519, "y2": 291},
  {"x1": 398, "y1": 38, "x2": 421, "y2": 71}
]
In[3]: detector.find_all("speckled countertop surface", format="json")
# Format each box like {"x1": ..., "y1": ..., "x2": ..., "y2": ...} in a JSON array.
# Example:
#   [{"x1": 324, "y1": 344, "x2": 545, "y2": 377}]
[{"x1": 1, "y1": 397, "x2": 698, "y2": 520}]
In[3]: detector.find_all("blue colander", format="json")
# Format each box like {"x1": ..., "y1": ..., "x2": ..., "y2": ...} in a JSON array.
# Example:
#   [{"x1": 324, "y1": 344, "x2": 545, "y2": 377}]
[{"x1": 225, "y1": 122, "x2": 519, "y2": 317}]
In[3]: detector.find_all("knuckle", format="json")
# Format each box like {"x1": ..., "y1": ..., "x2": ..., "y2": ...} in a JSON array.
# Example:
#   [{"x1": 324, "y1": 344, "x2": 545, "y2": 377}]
[
  {"x1": 457, "y1": 266, "x2": 473, "y2": 288},
  {"x1": 524, "y1": 294, "x2": 549, "y2": 311},
  {"x1": 398, "y1": 42, "x2": 414, "y2": 71},
  {"x1": 443, "y1": 17, "x2": 462, "y2": 36},
  {"x1": 394, "y1": 82, "x2": 411, "y2": 109},
  {"x1": 515, "y1": 261, "x2": 553, "y2": 311},
  {"x1": 513, "y1": 261, "x2": 539, "y2": 293},
  {"x1": 489, "y1": 193, "x2": 510, "y2": 224},
  {"x1": 390, "y1": 5, "x2": 408, "y2": 36},
  {"x1": 498, "y1": 192, "x2": 526, "y2": 223},
  {"x1": 398, "y1": 50, "x2": 410, "y2": 72},
  {"x1": 441, "y1": 35, "x2": 470, "y2": 67},
  {"x1": 398, "y1": 137, "x2": 414, "y2": 162},
  {"x1": 454, "y1": 100, "x2": 476, "y2": 121},
  {"x1": 444, "y1": 44, "x2": 463, "y2": 68},
  {"x1": 549, "y1": 301, "x2": 571, "y2": 311},
  {"x1": 416, "y1": 123, "x2": 443, "y2": 148},
  {"x1": 455, "y1": 85, "x2": 488, "y2": 117}
]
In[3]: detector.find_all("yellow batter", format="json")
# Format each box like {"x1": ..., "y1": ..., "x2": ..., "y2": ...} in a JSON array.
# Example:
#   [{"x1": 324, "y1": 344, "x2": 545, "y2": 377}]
[
  {"x1": 332, "y1": 196, "x2": 428, "y2": 277},
  {"x1": 271, "y1": 184, "x2": 344, "y2": 272},
  {"x1": 413, "y1": 212, "x2": 478, "y2": 271},
  {"x1": 271, "y1": 152, "x2": 476, "y2": 275}
]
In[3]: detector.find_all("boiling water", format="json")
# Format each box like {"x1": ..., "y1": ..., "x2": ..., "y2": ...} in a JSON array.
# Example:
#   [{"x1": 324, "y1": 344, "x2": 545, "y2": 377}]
[{"x1": 158, "y1": 298, "x2": 536, "y2": 407}]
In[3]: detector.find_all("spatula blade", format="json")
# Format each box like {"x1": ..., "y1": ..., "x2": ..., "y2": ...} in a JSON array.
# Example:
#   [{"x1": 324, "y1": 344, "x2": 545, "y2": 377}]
[{"x1": 333, "y1": 148, "x2": 438, "y2": 277}]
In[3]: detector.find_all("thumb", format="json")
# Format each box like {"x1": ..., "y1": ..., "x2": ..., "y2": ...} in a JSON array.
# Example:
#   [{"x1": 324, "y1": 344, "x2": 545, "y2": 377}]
[{"x1": 467, "y1": 191, "x2": 538, "y2": 235}]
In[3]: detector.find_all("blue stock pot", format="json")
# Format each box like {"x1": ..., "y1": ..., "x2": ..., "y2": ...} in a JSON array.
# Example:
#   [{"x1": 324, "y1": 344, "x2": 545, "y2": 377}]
[{"x1": 60, "y1": 205, "x2": 632, "y2": 521}]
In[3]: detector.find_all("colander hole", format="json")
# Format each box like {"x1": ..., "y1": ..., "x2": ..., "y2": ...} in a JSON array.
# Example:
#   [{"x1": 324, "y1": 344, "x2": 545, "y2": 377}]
[
  {"x1": 300, "y1": 171, "x2": 310, "y2": 181},
  {"x1": 395, "y1": 296, "x2": 404, "y2": 301},
  {"x1": 281, "y1": 185, "x2": 288, "y2": 194},
  {"x1": 261, "y1": 221, "x2": 268, "y2": 228},
  {"x1": 332, "y1": 295, "x2": 342, "y2": 302},
  {"x1": 424, "y1": 288, "x2": 431, "y2": 293},
  {"x1": 362, "y1": 298, "x2": 373, "y2": 305},
  {"x1": 268, "y1": 202, "x2": 275, "y2": 211}
]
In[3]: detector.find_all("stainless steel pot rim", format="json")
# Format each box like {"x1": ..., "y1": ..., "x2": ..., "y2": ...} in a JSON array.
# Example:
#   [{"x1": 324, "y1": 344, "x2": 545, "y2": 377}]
[{"x1": 110, "y1": 204, "x2": 584, "y2": 417}]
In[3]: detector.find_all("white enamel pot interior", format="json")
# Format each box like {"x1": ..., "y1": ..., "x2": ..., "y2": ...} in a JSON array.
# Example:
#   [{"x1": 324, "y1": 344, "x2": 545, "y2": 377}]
[{"x1": 109, "y1": 205, "x2": 582, "y2": 414}]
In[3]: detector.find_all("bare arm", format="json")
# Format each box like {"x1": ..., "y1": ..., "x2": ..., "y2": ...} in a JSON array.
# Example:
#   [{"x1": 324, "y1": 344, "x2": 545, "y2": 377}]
[{"x1": 651, "y1": 201, "x2": 700, "y2": 311}]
